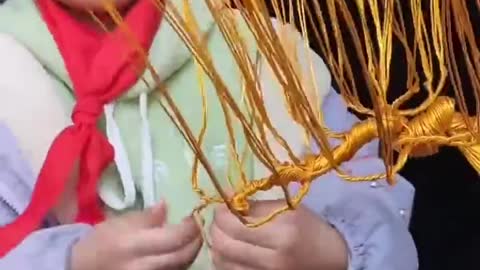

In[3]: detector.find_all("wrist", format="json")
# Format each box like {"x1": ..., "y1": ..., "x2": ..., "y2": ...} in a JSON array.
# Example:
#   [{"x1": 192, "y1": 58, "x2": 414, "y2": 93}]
[
  {"x1": 314, "y1": 224, "x2": 349, "y2": 270},
  {"x1": 69, "y1": 240, "x2": 83, "y2": 270},
  {"x1": 69, "y1": 235, "x2": 96, "y2": 270}
]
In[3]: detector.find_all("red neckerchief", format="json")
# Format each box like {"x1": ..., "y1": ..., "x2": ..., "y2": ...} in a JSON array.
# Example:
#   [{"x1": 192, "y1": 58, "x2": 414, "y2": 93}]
[{"x1": 0, "y1": 0, "x2": 163, "y2": 256}]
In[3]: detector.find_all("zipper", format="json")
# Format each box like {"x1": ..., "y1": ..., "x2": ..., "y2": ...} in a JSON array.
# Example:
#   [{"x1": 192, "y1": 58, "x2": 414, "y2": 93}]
[
  {"x1": 0, "y1": 166, "x2": 28, "y2": 217},
  {"x1": 0, "y1": 186, "x2": 21, "y2": 216},
  {"x1": 0, "y1": 165, "x2": 59, "y2": 227},
  {"x1": 0, "y1": 192, "x2": 57, "y2": 227},
  {"x1": 0, "y1": 195, "x2": 20, "y2": 226},
  {"x1": 0, "y1": 126, "x2": 32, "y2": 219}
]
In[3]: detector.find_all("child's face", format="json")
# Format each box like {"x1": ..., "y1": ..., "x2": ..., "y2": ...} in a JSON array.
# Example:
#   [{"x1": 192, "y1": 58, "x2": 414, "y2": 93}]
[{"x1": 56, "y1": 0, "x2": 135, "y2": 11}]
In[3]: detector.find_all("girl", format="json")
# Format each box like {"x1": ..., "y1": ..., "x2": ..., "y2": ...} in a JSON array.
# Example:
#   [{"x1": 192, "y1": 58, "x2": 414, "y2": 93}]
[{"x1": 0, "y1": 0, "x2": 417, "y2": 269}]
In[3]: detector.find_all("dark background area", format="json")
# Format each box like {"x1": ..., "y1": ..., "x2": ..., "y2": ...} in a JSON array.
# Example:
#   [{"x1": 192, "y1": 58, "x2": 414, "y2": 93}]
[
  {"x1": 302, "y1": 2, "x2": 480, "y2": 270},
  {"x1": 1, "y1": 0, "x2": 478, "y2": 269},
  {"x1": 261, "y1": 0, "x2": 480, "y2": 269}
]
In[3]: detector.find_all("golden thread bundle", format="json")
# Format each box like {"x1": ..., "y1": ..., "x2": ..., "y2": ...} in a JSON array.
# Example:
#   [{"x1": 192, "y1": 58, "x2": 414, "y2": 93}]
[{"x1": 93, "y1": 0, "x2": 480, "y2": 227}]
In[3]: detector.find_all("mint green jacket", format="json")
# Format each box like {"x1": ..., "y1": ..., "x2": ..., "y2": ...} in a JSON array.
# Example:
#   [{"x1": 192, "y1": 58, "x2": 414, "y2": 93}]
[{"x1": 0, "y1": 0, "x2": 417, "y2": 269}]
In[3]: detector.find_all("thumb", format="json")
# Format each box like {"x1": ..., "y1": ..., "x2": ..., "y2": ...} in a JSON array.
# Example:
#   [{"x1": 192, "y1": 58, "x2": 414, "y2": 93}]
[
  {"x1": 224, "y1": 188, "x2": 235, "y2": 198},
  {"x1": 248, "y1": 199, "x2": 285, "y2": 218},
  {"x1": 144, "y1": 200, "x2": 168, "y2": 227}
]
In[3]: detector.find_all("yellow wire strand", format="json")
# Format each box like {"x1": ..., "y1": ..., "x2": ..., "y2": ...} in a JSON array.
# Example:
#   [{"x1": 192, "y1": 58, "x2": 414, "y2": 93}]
[{"x1": 95, "y1": 0, "x2": 480, "y2": 227}]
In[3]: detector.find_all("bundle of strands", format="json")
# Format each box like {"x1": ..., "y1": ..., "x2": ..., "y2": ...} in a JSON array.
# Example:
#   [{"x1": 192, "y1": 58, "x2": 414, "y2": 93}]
[{"x1": 96, "y1": 0, "x2": 480, "y2": 227}]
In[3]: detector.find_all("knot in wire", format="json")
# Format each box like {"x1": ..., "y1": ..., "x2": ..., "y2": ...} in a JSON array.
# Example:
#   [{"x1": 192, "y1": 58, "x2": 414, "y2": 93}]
[
  {"x1": 231, "y1": 195, "x2": 250, "y2": 215},
  {"x1": 273, "y1": 162, "x2": 314, "y2": 186},
  {"x1": 396, "y1": 97, "x2": 455, "y2": 157},
  {"x1": 72, "y1": 97, "x2": 104, "y2": 125}
]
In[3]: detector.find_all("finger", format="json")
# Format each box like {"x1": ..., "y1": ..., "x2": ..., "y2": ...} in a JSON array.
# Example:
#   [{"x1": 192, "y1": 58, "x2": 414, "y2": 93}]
[
  {"x1": 224, "y1": 188, "x2": 235, "y2": 197},
  {"x1": 144, "y1": 200, "x2": 168, "y2": 227},
  {"x1": 131, "y1": 216, "x2": 201, "y2": 255},
  {"x1": 210, "y1": 221, "x2": 276, "y2": 269},
  {"x1": 211, "y1": 252, "x2": 257, "y2": 270},
  {"x1": 131, "y1": 236, "x2": 203, "y2": 270},
  {"x1": 173, "y1": 235, "x2": 203, "y2": 269},
  {"x1": 213, "y1": 204, "x2": 279, "y2": 249},
  {"x1": 125, "y1": 200, "x2": 168, "y2": 229},
  {"x1": 247, "y1": 199, "x2": 290, "y2": 219},
  {"x1": 113, "y1": 202, "x2": 167, "y2": 230}
]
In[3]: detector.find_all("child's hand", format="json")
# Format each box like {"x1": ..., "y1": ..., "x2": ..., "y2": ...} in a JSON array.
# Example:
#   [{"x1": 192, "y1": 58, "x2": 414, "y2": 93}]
[
  {"x1": 71, "y1": 201, "x2": 202, "y2": 270},
  {"x1": 210, "y1": 200, "x2": 348, "y2": 270}
]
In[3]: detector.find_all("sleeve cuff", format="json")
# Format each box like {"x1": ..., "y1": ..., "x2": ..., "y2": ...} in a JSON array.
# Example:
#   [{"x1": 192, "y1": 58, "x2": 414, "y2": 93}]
[
  {"x1": 300, "y1": 158, "x2": 418, "y2": 270},
  {"x1": 327, "y1": 215, "x2": 367, "y2": 270},
  {"x1": 0, "y1": 224, "x2": 92, "y2": 270}
]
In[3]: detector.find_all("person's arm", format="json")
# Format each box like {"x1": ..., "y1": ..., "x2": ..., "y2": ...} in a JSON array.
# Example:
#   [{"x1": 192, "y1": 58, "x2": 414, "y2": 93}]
[
  {"x1": 0, "y1": 224, "x2": 92, "y2": 270},
  {"x1": 260, "y1": 19, "x2": 418, "y2": 270},
  {"x1": 304, "y1": 91, "x2": 418, "y2": 270},
  {"x1": 0, "y1": 124, "x2": 92, "y2": 270}
]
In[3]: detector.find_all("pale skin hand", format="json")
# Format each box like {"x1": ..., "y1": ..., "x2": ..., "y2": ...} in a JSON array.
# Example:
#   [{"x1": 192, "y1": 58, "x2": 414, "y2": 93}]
[
  {"x1": 71, "y1": 201, "x2": 203, "y2": 270},
  {"x1": 210, "y1": 200, "x2": 349, "y2": 270}
]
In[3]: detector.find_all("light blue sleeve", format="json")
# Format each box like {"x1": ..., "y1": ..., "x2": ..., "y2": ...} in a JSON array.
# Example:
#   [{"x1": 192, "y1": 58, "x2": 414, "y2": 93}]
[
  {"x1": 0, "y1": 123, "x2": 92, "y2": 270},
  {"x1": 301, "y1": 90, "x2": 418, "y2": 270}
]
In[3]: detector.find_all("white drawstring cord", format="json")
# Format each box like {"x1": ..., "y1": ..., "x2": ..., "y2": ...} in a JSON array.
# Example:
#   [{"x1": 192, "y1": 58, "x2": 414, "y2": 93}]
[
  {"x1": 139, "y1": 92, "x2": 156, "y2": 208},
  {"x1": 104, "y1": 103, "x2": 136, "y2": 209},
  {"x1": 103, "y1": 93, "x2": 156, "y2": 210}
]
